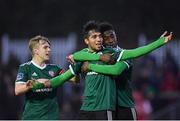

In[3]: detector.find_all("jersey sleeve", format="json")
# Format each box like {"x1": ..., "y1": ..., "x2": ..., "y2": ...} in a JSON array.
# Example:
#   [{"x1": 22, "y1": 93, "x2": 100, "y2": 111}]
[
  {"x1": 88, "y1": 61, "x2": 129, "y2": 75},
  {"x1": 69, "y1": 62, "x2": 82, "y2": 75},
  {"x1": 15, "y1": 65, "x2": 28, "y2": 84},
  {"x1": 50, "y1": 70, "x2": 74, "y2": 88},
  {"x1": 73, "y1": 49, "x2": 100, "y2": 61},
  {"x1": 117, "y1": 37, "x2": 165, "y2": 62}
]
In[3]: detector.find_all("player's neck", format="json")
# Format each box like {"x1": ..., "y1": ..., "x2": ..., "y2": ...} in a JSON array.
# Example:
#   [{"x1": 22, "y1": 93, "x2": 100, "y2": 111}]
[{"x1": 32, "y1": 57, "x2": 46, "y2": 67}]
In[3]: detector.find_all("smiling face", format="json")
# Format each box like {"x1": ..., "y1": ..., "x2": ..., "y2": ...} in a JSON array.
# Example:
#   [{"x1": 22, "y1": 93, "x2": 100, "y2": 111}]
[
  {"x1": 84, "y1": 30, "x2": 103, "y2": 52},
  {"x1": 103, "y1": 30, "x2": 117, "y2": 48}
]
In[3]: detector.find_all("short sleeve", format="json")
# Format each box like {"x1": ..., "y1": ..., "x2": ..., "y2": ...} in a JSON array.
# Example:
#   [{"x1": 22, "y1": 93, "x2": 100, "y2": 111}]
[{"x1": 15, "y1": 65, "x2": 28, "y2": 84}]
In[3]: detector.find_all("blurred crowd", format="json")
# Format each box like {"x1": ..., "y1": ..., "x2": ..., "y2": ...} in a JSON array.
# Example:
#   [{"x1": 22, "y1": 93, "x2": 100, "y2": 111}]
[
  {"x1": 132, "y1": 49, "x2": 180, "y2": 119},
  {"x1": 0, "y1": 49, "x2": 179, "y2": 120}
]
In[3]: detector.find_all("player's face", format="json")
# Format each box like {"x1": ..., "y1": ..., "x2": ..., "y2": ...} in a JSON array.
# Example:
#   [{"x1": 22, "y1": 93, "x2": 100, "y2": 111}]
[
  {"x1": 36, "y1": 40, "x2": 51, "y2": 61},
  {"x1": 103, "y1": 30, "x2": 117, "y2": 48},
  {"x1": 85, "y1": 30, "x2": 103, "y2": 52}
]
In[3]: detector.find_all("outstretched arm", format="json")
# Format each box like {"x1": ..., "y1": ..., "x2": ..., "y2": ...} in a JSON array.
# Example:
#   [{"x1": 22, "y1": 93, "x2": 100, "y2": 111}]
[
  {"x1": 117, "y1": 31, "x2": 173, "y2": 61},
  {"x1": 32, "y1": 62, "x2": 82, "y2": 90},
  {"x1": 73, "y1": 31, "x2": 172, "y2": 62},
  {"x1": 31, "y1": 70, "x2": 75, "y2": 91}
]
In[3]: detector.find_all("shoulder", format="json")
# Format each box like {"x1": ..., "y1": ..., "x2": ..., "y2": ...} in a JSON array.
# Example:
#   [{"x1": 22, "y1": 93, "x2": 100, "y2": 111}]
[
  {"x1": 18, "y1": 61, "x2": 32, "y2": 70},
  {"x1": 80, "y1": 48, "x2": 89, "y2": 52},
  {"x1": 47, "y1": 64, "x2": 62, "y2": 70},
  {"x1": 103, "y1": 47, "x2": 120, "y2": 54},
  {"x1": 19, "y1": 61, "x2": 31, "y2": 67}
]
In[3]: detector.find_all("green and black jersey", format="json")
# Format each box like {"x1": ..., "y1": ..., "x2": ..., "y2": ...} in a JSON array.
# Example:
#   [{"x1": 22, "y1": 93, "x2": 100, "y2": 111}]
[
  {"x1": 15, "y1": 61, "x2": 62, "y2": 120},
  {"x1": 80, "y1": 48, "x2": 118, "y2": 111},
  {"x1": 115, "y1": 47, "x2": 134, "y2": 108},
  {"x1": 116, "y1": 63, "x2": 134, "y2": 108}
]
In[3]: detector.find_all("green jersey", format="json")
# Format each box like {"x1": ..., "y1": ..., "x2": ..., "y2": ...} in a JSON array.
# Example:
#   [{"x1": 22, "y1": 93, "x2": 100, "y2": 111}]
[
  {"x1": 15, "y1": 61, "x2": 62, "y2": 120},
  {"x1": 116, "y1": 64, "x2": 134, "y2": 107},
  {"x1": 115, "y1": 47, "x2": 134, "y2": 108},
  {"x1": 80, "y1": 48, "x2": 118, "y2": 111}
]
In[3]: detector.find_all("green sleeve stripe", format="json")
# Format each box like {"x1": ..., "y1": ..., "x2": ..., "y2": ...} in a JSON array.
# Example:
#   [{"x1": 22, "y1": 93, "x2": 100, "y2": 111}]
[
  {"x1": 117, "y1": 49, "x2": 124, "y2": 62},
  {"x1": 69, "y1": 65, "x2": 76, "y2": 75}
]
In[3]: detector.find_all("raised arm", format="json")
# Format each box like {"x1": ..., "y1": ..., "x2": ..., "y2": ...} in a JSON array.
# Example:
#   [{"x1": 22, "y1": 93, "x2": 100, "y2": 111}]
[
  {"x1": 117, "y1": 31, "x2": 173, "y2": 61},
  {"x1": 73, "y1": 31, "x2": 172, "y2": 62}
]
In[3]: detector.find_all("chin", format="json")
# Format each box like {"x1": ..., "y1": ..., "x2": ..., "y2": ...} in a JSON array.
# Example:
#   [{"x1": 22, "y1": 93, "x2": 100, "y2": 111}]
[{"x1": 45, "y1": 57, "x2": 50, "y2": 61}]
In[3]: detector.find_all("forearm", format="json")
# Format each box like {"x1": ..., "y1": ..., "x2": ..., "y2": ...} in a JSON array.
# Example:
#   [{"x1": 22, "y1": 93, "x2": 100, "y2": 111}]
[
  {"x1": 88, "y1": 61, "x2": 128, "y2": 75},
  {"x1": 118, "y1": 37, "x2": 165, "y2": 61},
  {"x1": 50, "y1": 69, "x2": 74, "y2": 88},
  {"x1": 15, "y1": 83, "x2": 31, "y2": 95},
  {"x1": 73, "y1": 51, "x2": 100, "y2": 61}
]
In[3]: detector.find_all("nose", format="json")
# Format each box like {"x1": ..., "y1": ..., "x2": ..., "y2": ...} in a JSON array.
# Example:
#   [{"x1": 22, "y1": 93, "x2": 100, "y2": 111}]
[{"x1": 48, "y1": 47, "x2": 51, "y2": 52}]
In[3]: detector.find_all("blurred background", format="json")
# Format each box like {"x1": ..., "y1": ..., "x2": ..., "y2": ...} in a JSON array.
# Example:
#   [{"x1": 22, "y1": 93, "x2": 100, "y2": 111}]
[{"x1": 0, "y1": 0, "x2": 180, "y2": 120}]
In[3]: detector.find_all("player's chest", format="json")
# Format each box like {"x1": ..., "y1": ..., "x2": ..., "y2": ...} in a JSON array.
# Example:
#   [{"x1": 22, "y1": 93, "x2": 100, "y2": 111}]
[{"x1": 27, "y1": 68, "x2": 57, "y2": 79}]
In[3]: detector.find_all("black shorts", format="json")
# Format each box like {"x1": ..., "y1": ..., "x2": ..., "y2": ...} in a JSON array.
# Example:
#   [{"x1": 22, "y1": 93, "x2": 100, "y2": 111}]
[
  {"x1": 114, "y1": 106, "x2": 137, "y2": 120},
  {"x1": 77, "y1": 110, "x2": 115, "y2": 120}
]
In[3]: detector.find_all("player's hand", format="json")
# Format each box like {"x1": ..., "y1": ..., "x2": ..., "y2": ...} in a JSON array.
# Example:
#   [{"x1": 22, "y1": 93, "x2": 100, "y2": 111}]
[
  {"x1": 100, "y1": 54, "x2": 113, "y2": 63},
  {"x1": 26, "y1": 80, "x2": 33, "y2": 90},
  {"x1": 160, "y1": 31, "x2": 173, "y2": 43},
  {"x1": 66, "y1": 54, "x2": 75, "y2": 64},
  {"x1": 81, "y1": 61, "x2": 89, "y2": 73},
  {"x1": 36, "y1": 79, "x2": 51, "y2": 88}
]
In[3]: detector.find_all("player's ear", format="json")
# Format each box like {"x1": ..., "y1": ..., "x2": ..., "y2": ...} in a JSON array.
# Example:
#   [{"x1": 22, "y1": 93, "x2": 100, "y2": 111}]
[
  {"x1": 33, "y1": 48, "x2": 39, "y2": 55},
  {"x1": 84, "y1": 38, "x2": 89, "y2": 45}
]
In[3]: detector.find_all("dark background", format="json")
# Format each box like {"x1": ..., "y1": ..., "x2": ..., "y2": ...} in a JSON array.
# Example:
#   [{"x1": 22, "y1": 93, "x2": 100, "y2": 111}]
[{"x1": 1, "y1": 0, "x2": 180, "y2": 47}]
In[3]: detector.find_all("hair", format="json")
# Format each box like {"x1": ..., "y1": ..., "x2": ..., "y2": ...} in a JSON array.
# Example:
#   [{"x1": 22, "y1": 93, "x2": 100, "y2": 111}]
[
  {"x1": 28, "y1": 35, "x2": 50, "y2": 55},
  {"x1": 82, "y1": 20, "x2": 100, "y2": 39},
  {"x1": 99, "y1": 21, "x2": 114, "y2": 34}
]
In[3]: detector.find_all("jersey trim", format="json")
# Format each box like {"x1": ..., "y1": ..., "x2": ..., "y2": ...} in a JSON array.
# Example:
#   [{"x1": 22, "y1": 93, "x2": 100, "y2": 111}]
[
  {"x1": 15, "y1": 81, "x2": 26, "y2": 84},
  {"x1": 123, "y1": 61, "x2": 130, "y2": 69},
  {"x1": 31, "y1": 61, "x2": 46, "y2": 70},
  {"x1": 69, "y1": 65, "x2": 76, "y2": 75},
  {"x1": 117, "y1": 49, "x2": 124, "y2": 62}
]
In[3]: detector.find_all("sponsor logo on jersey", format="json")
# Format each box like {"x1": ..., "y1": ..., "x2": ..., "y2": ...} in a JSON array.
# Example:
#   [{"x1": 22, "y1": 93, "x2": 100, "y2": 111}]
[
  {"x1": 32, "y1": 72, "x2": 38, "y2": 77},
  {"x1": 16, "y1": 73, "x2": 24, "y2": 80},
  {"x1": 87, "y1": 71, "x2": 98, "y2": 75},
  {"x1": 35, "y1": 88, "x2": 53, "y2": 92},
  {"x1": 48, "y1": 70, "x2": 55, "y2": 77}
]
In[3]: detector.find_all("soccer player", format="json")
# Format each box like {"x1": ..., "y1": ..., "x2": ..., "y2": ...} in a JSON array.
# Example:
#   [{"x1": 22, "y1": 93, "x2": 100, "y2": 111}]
[
  {"x1": 15, "y1": 35, "x2": 79, "y2": 120},
  {"x1": 80, "y1": 22, "x2": 173, "y2": 120},
  {"x1": 75, "y1": 20, "x2": 126, "y2": 120}
]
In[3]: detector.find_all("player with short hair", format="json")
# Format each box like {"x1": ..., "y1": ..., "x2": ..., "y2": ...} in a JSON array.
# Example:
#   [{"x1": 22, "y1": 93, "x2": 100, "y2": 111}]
[
  {"x1": 15, "y1": 35, "x2": 80, "y2": 120},
  {"x1": 75, "y1": 20, "x2": 125, "y2": 120}
]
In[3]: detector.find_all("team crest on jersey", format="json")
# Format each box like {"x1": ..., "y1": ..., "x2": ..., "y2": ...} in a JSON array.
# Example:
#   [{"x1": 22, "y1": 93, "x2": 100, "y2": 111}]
[
  {"x1": 16, "y1": 73, "x2": 24, "y2": 80},
  {"x1": 48, "y1": 70, "x2": 55, "y2": 77}
]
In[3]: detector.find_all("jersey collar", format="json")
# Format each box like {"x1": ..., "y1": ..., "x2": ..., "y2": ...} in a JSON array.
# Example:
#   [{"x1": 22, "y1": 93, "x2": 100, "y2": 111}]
[{"x1": 31, "y1": 60, "x2": 47, "y2": 70}]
